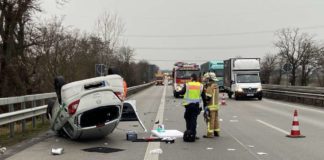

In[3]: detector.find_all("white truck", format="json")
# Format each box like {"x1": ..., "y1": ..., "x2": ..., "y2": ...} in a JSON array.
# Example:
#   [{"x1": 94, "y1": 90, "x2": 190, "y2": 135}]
[{"x1": 224, "y1": 58, "x2": 262, "y2": 100}]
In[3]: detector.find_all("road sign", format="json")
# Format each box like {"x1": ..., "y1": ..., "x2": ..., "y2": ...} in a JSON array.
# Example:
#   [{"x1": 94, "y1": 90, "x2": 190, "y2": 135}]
[
  {"x1": 283, "y1": 63, "x2": 292, "y2": 73},
  {"x1": 95, "y1": 64, "x2": 106, "y2": 76}
]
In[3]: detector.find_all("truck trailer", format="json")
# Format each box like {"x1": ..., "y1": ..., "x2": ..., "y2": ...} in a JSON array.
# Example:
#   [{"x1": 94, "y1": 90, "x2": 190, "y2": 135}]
[{"x1": 224, "y1": 58, "x2": 262, "y2": 100}]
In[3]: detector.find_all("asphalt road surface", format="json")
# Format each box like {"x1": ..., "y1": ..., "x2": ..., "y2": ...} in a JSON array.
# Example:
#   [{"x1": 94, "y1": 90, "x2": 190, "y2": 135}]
[{"x1": 4, "y1": 85, "x2": 324, "y2": 160}]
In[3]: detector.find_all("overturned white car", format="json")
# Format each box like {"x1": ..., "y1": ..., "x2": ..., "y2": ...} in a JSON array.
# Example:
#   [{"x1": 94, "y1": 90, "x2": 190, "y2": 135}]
[{"x1": 47, "y1": 75, "x2": 146, "y2": 139}]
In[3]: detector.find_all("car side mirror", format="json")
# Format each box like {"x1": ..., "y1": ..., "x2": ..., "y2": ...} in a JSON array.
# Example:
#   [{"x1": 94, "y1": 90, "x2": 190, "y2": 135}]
[{"x1": 54, "y1": 76, "x2": 65, "y2": 105}]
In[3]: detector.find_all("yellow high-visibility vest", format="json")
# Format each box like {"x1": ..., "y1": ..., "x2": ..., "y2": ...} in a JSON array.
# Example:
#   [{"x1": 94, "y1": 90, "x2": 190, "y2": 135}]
[{"x1": 183, "y1": 81, "x2": 203, "y2": 106}]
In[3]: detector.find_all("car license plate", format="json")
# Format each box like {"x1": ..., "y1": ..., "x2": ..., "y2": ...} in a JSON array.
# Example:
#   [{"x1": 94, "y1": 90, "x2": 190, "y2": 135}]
[{"x1": 247, "y1": 94, "x2": 254, "y2": 96}]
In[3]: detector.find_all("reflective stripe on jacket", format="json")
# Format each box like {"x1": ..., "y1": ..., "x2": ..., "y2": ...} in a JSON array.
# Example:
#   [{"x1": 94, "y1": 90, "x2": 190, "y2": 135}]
[
  {"x1": 206, "y1": 83, "x2": 219, "y2": 111},
  {"x1": 183, "y1": 81, "x2": 203, "y2": 106}
]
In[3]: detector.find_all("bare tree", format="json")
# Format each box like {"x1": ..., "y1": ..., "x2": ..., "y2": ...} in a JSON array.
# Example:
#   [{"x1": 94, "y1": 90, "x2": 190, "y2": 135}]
[
  {"x1": 0, "y1": 0, "x2": 40, "y2": 96},
  {"x1": 299, "y1": 39, "x2": 319, "y2": 86},
  {"x1": 260, "y1": 53, "x2": 277, "y2": 84},
  {"x1": 275, "y1": 28, "x2": 313, "y2": 86},
  {"x1": 95, "y1": 12, "x2": 125, "y2": 67}
]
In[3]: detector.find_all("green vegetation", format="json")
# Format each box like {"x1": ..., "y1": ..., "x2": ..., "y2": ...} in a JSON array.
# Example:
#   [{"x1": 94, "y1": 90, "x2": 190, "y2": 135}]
[{"x1": 0, "y1": 117, "x2": 50, "y2": 147}]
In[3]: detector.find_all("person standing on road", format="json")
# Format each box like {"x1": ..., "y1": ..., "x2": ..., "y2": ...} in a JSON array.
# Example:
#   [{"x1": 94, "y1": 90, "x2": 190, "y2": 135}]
[
  {"x1": 202, "y1": 72, "x2": 220, "y2": 138},
  {"x1": 179, "y1": 73, "x2": 206, "y2": 140}
]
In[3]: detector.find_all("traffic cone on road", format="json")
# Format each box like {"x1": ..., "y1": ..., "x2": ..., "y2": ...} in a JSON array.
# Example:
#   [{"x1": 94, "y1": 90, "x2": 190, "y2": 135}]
[
  {"x1": 221, "y1": 93, "x2": 226, "y2": 105},
  {"x1": 286, "y1": 110, "x2": 305, "y2": 138}
]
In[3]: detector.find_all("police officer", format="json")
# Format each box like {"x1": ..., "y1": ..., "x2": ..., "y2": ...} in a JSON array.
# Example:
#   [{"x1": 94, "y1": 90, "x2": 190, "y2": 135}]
[
  {"x1": 202, "y1": 72, "x2": 220, "y2": 138},
  {"x1": 179, "y1": 73, "x2": 206, "y2": 140}
]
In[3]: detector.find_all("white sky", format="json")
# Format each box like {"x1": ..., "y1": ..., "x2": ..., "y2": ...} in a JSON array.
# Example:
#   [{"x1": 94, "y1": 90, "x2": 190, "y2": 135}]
[{"x1": 39, "y1": 0, "x2": 324, "y2": 70}]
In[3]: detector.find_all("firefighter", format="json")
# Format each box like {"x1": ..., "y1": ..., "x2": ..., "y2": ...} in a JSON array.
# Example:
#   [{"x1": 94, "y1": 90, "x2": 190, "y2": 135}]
[
  {"x1": 179, "y1": 73, "x2": 206, "y2": 140},
  {"x1": 202, "y1": 72, "x2": 220, "y2": 138}
]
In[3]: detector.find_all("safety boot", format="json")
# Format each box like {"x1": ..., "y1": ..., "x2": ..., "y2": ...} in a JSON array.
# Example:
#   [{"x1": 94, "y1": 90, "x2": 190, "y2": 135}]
[{"x1": 214, "y1": 131, "x2": 220, "y2": 137}]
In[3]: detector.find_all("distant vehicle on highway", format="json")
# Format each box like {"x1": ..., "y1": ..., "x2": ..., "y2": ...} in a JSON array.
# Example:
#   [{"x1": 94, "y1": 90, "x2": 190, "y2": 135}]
[
  {"x1": 200, "y1": 60, "x2": 225, "y2": 92},
  {"x1": 172, "y1": 62, "x2": 200, "y2": 98},
  {"x1": 155, "y1": 71, "x2": 164, "y2": 85},
  {"x1": 47, "y1": 75, "x2": 146, "y2": 139},
  {"x1": 224, "y1": 58, "x2": 263, "y2": 100}
]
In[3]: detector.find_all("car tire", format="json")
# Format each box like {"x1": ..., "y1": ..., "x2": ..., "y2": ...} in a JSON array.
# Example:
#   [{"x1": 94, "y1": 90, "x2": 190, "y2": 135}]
[
  {"x1": 228, "y1": 92, "x2": 232, "y2": 99},
  {"x1": 258, "y1": 96, "x2": 262, "y2": 100}
]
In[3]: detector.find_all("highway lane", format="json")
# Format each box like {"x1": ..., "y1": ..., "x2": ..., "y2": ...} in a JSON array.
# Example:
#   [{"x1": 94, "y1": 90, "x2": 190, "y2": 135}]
[
  {"x1": 6, "y1": 86, "x2": 164, "y2": 160},
  {"x1": 5, "y1": 84, "x2": 324, "y2": 160}
]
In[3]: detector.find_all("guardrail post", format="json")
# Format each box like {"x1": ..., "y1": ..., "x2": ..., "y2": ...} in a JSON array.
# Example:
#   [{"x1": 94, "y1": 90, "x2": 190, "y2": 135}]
[
  {"x1": 32, "y1": 101, "x2": 36, "y2": 128},
  {"x1": 21, "y1": 102, "x2": 26, "y2": 133},
  {"x1": 41, "y1": 99, "x2": 45, "y2": 124},
  {"x1": 9, "y1": 104, "x2": 15, "y2": 138}
]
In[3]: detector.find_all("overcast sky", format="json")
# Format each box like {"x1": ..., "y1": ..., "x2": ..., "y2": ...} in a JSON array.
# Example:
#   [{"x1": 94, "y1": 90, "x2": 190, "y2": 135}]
[{"x1": 40, "y1": 0, "x2": 324, "y2": 70}]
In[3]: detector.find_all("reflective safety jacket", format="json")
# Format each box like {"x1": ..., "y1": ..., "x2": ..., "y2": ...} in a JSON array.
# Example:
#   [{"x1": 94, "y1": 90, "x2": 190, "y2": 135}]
[
  {"x1": 205, "y1": 83, "x2": 219, "y2": 111},
  {"x1": 183, "y1": 81, "x2": 203, "y2": 106}
]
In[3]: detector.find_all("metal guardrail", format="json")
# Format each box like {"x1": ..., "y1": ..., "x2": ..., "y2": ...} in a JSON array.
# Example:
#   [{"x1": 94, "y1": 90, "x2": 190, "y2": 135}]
[
  {"x1": 0, "y1": 81, "x2": 155, "y2": 137},
  {"x1": 262, "y1": 84, "x2": 324, "y2": 107}
]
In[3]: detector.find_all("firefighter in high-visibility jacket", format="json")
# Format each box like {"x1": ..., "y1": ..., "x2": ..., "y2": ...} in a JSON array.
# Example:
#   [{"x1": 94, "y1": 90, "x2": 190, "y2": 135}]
[
  {"x1": 202, "y1": 72, "x2": 220, "y2": 138},
  {"x1": 179, "y1": 73, "x2": 206, "y2": 140}
]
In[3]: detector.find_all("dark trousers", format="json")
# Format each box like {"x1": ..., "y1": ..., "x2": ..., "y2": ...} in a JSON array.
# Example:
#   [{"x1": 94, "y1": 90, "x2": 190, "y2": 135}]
[{"x1": 184, "y1": 103, "x2": 200, "y2": 136}]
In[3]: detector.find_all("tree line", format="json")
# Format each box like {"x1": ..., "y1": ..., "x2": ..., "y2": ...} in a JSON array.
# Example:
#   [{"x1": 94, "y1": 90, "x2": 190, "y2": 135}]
[
  {"x1": 0, "y1": 0, "x2": 158, "y2": 97},
  {"x1": 260, "y1": 28, "x2": 324, "y2": 86}
]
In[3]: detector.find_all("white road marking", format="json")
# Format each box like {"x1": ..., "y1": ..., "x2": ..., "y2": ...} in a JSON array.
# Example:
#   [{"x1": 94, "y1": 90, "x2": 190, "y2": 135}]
[
  {"x1": 143, "y1": 85, "x2": 167, "y2": 160},
  {"x1": 256, "y1": 119, "x2": 290, "y2": 135},
  {"x1": 264, "y1": 98, "x2": 324, "y2": 114},
  {"x1": 227, "y1": 148, "x2": 236, "y2": 151},
  {"x1": 257, "y1": 152, "x2": 268, "y2": 155},
  {"x1": 247, "y1": 145, "x2": 255, "y2": 148},
  {"x1": 223, "y1": 128, "x2": 262, "y2": 160}
]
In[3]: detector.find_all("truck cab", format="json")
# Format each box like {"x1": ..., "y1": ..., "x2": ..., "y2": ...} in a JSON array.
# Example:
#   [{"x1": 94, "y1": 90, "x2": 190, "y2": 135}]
[{"x1": 224, "y1": 58, "x2": 262, "y2": 100}]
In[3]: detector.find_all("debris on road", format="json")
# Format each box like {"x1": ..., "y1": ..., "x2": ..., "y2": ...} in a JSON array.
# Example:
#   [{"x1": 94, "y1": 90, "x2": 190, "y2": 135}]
[
  {"x1": 155, "y1": 120, "x2": 160, "y2": 124},
  {"x1": 0, "y1": 147, "x2": 7, "y2": 154},
  {"x1": 51, "y1": 148, "x2": 64, "y2": 155},
  {"x1": 82, "y1": 147, "x2": 124, "y2": 153},
  {"x1": 150, "y1": 149, "x2": 163, "y2": 155},
  {"x1": 247, "y1": 145, "x2": 255, "y2": 148},
  {"x1": 219, "y1": 119, "x2": 223, "y2": 122},
  {"x1": 126, "y1": 131, "x2": 138, "y2": 141},
  {"x1": 206, "y1": 147, "x2": 214, "y2": 150}
]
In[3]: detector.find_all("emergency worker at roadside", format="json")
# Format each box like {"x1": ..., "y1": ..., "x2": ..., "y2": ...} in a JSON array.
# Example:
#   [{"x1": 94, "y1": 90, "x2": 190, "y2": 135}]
[
  {"x1": 179, "y1": 73, "x2": 206, "y2": 140},
  {"x1": 202, "y1": 72, "x2": 220, "y2": 138}
]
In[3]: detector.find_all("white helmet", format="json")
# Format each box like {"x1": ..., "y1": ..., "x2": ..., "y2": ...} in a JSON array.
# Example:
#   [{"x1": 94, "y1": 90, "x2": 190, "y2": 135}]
[{"x1": 203, "y1": 72, "x2": 218, "y2": 82}]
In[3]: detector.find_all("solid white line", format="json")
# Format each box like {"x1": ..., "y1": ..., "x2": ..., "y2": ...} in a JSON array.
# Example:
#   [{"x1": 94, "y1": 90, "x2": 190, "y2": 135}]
[
  {"x1": 264, "y1": 98, "x2": 324, "y2": 114},
  {"x1": 143, "y1": 85, "x2": 167, "y2": 160},
  {"x1": 256, "y1": 119, "x2": 290, "y2": 135}
]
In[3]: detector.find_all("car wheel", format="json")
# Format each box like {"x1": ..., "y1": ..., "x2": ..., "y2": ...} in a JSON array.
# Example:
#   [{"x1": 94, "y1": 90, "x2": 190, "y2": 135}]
[
  {"x1": 228, "y1": 92, "x2": 232, "y2": 99},
  {"x1": 258, "y1": 96, "x2": 262, "y2": 100}
]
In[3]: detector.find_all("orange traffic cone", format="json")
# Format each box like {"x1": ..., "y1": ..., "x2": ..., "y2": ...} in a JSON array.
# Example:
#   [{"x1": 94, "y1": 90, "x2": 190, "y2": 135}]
[
  {"x1": 286, "y1": 110, "x2": 305, "y2": 138},
  {"x1": 221, "y1": 93, "x2": 226, "y2": 105}
]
